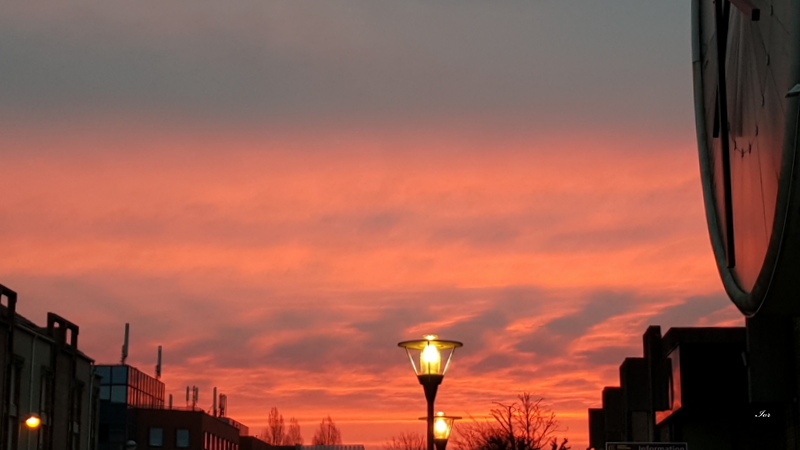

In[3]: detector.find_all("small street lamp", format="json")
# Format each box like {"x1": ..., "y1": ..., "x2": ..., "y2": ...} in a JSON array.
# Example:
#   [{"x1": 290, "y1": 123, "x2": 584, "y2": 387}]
[
  {"x1": 419, "y1": 412, "x2": 461, "y2": 450},
  {"x1": 398, "y1": 335, "x2": 463, "y2": 450},
  {"x1": 24, "y1": 414, "x2": 41, "y2": 429},
  {"x1": 21, "y1": 414, "x2": 41, "y2": 450}
]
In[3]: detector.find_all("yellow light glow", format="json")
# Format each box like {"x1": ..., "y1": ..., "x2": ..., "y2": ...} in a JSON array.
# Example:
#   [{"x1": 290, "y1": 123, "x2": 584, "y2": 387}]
[
  {"x1": 24, "y1": 415, "x2": 41, "y2": 429},
  {"x1": 424, "y1": 334, "x2": 438, "y2": 341},
  {"x1": 433, "y1": 416, "x2": 449, "y2": 439},
  {"x1": 420, "y1": 342, "x2": 441, "y2": 374}
]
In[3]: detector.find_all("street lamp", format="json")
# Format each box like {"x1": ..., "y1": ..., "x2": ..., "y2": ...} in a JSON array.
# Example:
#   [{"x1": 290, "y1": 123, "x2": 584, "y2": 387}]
[
  {"x1": 24, "y1": 414, "x2": 41, "y2": 429},
  {"x1": 419, "y1": 412, "x2": 461, "y2": 450},
  {"x1": 20, "y1": 414, "x2": 41, "y2": 450},
  {"x1": 398, "y1": 335, "x2": 463, "y2": 450}
]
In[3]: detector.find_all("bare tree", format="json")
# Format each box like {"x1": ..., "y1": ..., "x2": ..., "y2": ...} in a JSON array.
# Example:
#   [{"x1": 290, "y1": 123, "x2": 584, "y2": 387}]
[
  {"x1": 286, "y1": 417, "x2": 304, "y2": 445},
  {"x1": 451, "y1": 393, "x2": 569, "y2": 450},
  {"x1": 267, "y1": 407, "x2": 286, "y2": 445},
  {"x1": 312, "y1": 415, "x2": 343, "y2": 445},
  {"x1": 384, "y1": 432, "x2": 424, "y2": 450}
]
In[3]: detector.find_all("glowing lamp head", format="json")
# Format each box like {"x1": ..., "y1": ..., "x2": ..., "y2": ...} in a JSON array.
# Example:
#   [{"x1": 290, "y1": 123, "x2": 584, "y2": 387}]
[
  {"x1": 398, "y1": 335, "x2": 463, "y2": 378},
  {"x1": 433, "y1": 413, "x2": 450, "y2": 439},
  {"x1": 24, "y1": 414, "x2": 41, "y2": 429},
  {"x1": 421, "y1": 412, "x2": 461, "y2": 442}
]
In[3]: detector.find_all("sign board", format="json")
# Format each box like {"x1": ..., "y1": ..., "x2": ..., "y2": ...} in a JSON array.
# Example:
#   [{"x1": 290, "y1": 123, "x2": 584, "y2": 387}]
[{"x1": 606, "y1": 443, "x2": 687, "y2": 450}]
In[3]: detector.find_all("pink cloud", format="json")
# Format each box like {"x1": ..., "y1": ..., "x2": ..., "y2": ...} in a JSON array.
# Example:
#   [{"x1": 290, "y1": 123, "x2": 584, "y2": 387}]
[{"x1": 0, "y1": 121, "x2": 740, "y2": 450}]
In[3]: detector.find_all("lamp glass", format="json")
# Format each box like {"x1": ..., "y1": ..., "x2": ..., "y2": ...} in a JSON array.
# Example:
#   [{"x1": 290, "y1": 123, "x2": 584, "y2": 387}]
[
  {"x1": 398, "y1": 335, "x2": 463, "y2": 377},
  {"x1": 433, "y1": 416, "x2": 451, "y2": 439}
]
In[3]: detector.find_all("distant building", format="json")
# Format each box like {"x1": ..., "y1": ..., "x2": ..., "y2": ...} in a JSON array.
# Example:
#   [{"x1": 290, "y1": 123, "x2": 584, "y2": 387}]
[
  {"x1": 95, "y1": 361, "x2": 266, "y2": 450},
  {"x1": 238, "y1": 436, "x2": 274, "y2": 450},
  {"x1": 0, "y1": 284, "x2": 99, "y2": 450},
  {"x1": 588, "y1": 326, "x2": 781, "y2": 450},
  {"x1": 131, "y1": 408, "x2": 243, "y2": 450},
  {"x1": 96, "y1": 364, "x2": 166, "y2": 450}
]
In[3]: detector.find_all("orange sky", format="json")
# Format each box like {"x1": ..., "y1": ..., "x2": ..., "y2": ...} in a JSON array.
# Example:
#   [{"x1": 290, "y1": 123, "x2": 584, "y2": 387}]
[
  {"x1": 0, "y1": 2, "x2": 744, "y2": 449},
  {"x1": 1, "y1": 120, "x2": 743, "y2": 449}
]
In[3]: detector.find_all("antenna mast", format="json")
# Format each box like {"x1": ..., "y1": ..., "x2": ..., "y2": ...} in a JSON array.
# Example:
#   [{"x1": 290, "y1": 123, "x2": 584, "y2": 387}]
[
  {"x1": 156, "y1": 345, "x2": 162, "y2": 379},
  {"x1": 121, "y1": 323, "x2": 129, "y2": 364}
]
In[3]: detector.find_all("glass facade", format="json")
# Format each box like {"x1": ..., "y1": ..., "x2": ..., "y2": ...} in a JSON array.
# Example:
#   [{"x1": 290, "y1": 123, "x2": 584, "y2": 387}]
[{"x1": 96, "y1": 365, "x2": 165, "y2": 408}]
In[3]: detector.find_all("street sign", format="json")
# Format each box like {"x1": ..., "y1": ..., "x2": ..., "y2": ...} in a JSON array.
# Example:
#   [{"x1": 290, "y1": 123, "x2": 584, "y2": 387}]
[{"x1": 606, "y1": 443, "x2": 687, "y2": 450}]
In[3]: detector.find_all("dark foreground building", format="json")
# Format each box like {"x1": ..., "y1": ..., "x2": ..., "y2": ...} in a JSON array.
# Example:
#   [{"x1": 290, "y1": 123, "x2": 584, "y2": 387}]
[
  {"x1": 588, "y1": 326, "x2": 781, "y2": 450},
  {"x1": 0, "y1": 284, "x2": 99, "y2": 450}
]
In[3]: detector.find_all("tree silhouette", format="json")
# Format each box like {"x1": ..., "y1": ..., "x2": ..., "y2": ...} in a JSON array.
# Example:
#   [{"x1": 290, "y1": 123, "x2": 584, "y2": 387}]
[
  {"x1": 312, "y1": 415, "x2": 343, "y2": 445},
  {"x1": 384, "y1": 432, "x2": 424, "y2": 450},
  {"x1": 267, "y1": 407, "x2": 286, "y2": 445},
  {"x1": 286, "y1": 417, "x2": 304, "y2": 445},
  {"x1": 452, "y1": 393, "x2": 569, "y2": 450}
]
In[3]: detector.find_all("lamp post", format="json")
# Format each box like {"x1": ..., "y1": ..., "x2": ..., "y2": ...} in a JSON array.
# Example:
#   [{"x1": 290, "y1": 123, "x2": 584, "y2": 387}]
[
  {"x1": 398, "y1": 335, "x2": 463, "y2": 450},
  {"x1": 419, "y1": 412, "x2": 460, "y2": 450}
]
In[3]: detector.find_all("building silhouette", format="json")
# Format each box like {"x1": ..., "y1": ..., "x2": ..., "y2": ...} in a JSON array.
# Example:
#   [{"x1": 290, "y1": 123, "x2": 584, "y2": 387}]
[
  {"x1": 96, "y1": 363, "x2": 166, "y2": 450},
  {"x1": 0, "y1": 284, "x2": 99, "y2": 450},
  {"x1": 96, "y1": 360, "x2": 262, "y2": 450},
  {"x1": 588, "y1": 326, "x2": 782, "y2": 450}
]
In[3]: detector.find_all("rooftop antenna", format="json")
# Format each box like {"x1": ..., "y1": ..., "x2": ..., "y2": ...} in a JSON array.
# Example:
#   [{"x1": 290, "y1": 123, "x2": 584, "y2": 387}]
[
  {"x1": 213, "y1": 387, "x2": 218, "y2": 417},
  {"x1": 121, "y1": 323, "x2": 130, "y2": 365},
  {"x1": 155, "y1": 345, "x2": 162, "y2": 379}
]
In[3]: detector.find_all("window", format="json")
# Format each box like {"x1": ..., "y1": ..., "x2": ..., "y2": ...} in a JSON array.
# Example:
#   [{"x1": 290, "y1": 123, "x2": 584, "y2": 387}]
[
  {"x1": 70, "y1": 384, "x2": 84, "y2": 450},
  {"x1": 111, "y1": 365, "x2": 128, "y2": 384},
  {"x1": 149, "y1": 428, "x2": 164, "y2": 447},
  {"x1": 110, "y1": 386, "x2": 126, "y2": 404},
  {"x1": 176, "y1": 429, "x2": 190, "y2": 448},
  {"x1": 95, "y1": 366, "x2": 111, "y2": 384}
]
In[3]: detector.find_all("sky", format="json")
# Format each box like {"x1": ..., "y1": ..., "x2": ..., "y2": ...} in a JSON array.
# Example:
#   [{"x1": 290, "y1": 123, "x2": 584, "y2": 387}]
[{"x1": 0, "y1": 1, "x2": 744, "y2": 449}]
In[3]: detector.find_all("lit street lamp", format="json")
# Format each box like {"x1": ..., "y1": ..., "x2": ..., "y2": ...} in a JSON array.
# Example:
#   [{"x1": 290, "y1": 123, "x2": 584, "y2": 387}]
[
  {"x1": 419, "y1": 412, "x2": 461, "y2": 450},
  {"x1": 20, "y1": 414, "x2": 41, "y2": 450},
  {"x1": 398, "y1": 335, "x2": 463, "y2": 450},
  {"x1": 24, "y1": 414, "x2": 41, "y2": 429}
]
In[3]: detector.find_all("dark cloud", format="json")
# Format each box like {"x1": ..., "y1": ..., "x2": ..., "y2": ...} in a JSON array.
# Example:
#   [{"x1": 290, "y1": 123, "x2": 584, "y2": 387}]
[
  {"x1": 646, "y1": 293, "x2": 736, "y2": 329},
  {"x1": 0, "y1": 0, "x2": 692, "y2": 134},
  {"x1": 468, "y1": 354, "x2": 516, "y2": 374},
  {"x1": 516, "y1": 291, "x2": 638, "y2": 356},
  {"x1": 576, "y1": 345, "x2": 641, "y2": 366}
]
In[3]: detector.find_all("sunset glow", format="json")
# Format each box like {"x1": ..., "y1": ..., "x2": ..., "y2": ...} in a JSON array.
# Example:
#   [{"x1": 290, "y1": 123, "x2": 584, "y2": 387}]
[{"x1": 0, "y1": 2, "x2": 743, "y2": 449}]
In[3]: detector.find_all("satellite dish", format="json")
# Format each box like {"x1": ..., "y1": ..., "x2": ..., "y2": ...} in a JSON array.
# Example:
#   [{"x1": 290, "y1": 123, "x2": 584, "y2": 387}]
[{"x1": 693, "y1": 0, "x2": 800, "y2": 316}]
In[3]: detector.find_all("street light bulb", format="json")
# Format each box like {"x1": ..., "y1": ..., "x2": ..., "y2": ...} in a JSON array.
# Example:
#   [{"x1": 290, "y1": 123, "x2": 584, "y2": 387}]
[
  {"x1": 25, "y1": 415, "x2": 41, "y2": 429},
  {"x1": 434, "y1": 416, "x2": 449, "y2": 439},
  {"x1": 420, "y1": 342, "x2": 441, "y2": 374}
]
